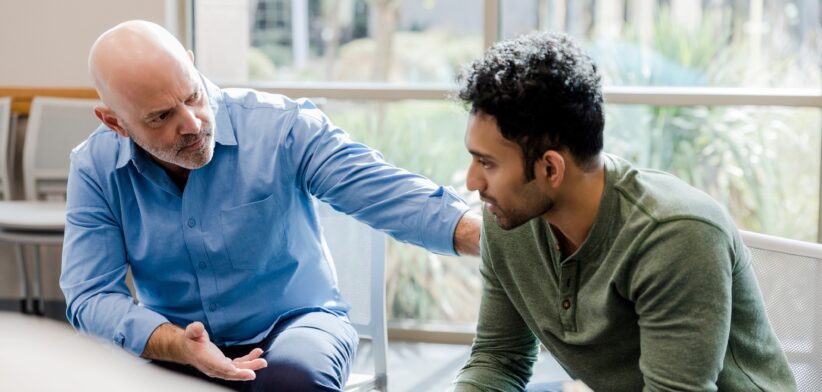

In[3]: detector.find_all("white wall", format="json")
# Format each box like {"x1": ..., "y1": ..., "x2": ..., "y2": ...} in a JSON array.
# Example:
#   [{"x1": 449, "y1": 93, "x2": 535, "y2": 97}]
[
  {"x1": 0, "y1": 0, "x2": 170, "y2": 87},
  {"x1": 0, "y1": 1, "x2": 178, "y2": 302}
]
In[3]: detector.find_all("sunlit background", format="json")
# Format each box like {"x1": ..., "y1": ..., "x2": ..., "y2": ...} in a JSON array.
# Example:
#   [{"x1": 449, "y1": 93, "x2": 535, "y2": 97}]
[{"x1": 192, "y1": 0, "x2": 822, "y2": 328}]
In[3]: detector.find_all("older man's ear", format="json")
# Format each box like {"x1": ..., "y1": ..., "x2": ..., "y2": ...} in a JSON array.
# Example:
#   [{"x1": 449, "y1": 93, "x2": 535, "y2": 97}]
[{"x1": 94, "y1": 106, "x2": 128, "y2": 138}]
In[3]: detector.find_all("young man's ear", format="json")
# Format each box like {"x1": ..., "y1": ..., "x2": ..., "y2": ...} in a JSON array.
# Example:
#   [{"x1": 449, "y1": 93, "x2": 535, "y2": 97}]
[
  {"x1": 94, "y1": 106, "x2": 129, "y2": 138},
  {"x1": 535, "y1": 150, "x2": 565, "y2": 188}
]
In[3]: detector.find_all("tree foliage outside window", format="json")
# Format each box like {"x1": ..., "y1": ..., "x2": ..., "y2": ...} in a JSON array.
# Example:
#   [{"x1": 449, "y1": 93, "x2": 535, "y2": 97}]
[{"x1": 229, "y1": 0, "x2": 822, "y2": 323}]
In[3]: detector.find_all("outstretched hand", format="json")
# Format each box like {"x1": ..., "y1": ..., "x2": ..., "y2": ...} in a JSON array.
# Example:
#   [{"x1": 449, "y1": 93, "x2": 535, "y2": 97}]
[{"x1": 181, "y1": 321, "x2": 268, "y2": 381}]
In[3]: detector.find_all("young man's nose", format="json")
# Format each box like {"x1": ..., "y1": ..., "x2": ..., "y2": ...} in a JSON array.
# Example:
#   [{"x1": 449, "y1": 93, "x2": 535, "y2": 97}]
[{"x1": 466, "y1": 162, "x2": 486, "y2": 192}]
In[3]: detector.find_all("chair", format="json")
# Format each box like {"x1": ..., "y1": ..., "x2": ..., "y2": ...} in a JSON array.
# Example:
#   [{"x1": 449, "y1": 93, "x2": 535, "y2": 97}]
[
  {"x1": 0, "y1": 96, "x2": 100, "y2": 315},
  {"x1": 0, "y1": 97, "x2": 12, "y2": 200},
  {"x1": 741, "y1": 230, "x2": 822, "y2": 392},
  {"x1": 316, "y1": 200, "x2": 388, "y2": 391}
]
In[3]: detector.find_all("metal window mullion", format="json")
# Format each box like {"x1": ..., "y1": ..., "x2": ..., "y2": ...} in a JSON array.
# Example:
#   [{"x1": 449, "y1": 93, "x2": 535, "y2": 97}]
[
  {"x1": 604, "y1": 87, "x2": 822, "y2": 107},
  {"x1": 483, "y1": 0, "x2": 501, "y2": 49},
  {"x1": 232, "y1": 83, "x2": 822, "y2": 108},
  {"x1": 818, "y1": 134, "x2": 822, "y2": 243},
  {"x1": 186, "y1": 0, "x2": 196, "y2": 51}
]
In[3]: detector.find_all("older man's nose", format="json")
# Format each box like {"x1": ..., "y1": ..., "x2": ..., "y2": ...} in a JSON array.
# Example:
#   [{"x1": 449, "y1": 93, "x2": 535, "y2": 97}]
[{"x1": 179, "y1": 106, "x2": 202, "y2": 135}]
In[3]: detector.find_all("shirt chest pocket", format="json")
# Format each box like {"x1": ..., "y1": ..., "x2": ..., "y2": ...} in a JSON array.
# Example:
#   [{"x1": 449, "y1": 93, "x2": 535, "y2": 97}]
[{"x1": 220, "y1": 193, "x2": 286, "y2": 269}]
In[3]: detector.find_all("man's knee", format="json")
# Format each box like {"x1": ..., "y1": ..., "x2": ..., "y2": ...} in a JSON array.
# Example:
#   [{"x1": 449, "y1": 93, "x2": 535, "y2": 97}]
[{"x1": 249, "y1": 314, "x2": 357, "y2": 391}]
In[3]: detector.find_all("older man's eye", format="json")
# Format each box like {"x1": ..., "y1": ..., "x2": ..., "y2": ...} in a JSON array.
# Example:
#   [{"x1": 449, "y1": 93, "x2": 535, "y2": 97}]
[
  {"x1": 149, "y1": 111, "x2": 171, "y2": 124},
  {"x1": 186, "y1": 91, "x2": 201, "y2": 105}
]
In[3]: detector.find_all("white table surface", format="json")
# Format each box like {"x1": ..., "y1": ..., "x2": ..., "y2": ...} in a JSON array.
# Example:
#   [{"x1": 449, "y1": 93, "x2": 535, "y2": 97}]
[{"x1": 0, "y1": 312, "x2": 228, "y2": 391}]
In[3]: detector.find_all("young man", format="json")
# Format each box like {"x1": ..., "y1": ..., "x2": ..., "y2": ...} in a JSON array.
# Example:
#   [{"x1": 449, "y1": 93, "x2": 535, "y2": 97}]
[
  {"x1": 452, "y1": 32, "x2": 795, "y2": 391},
  {"x1": 61, "y1": 20, "x2": 480, "y2": 391}
]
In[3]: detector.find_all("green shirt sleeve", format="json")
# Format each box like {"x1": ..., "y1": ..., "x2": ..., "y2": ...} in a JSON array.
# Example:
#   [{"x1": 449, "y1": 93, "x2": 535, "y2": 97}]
[
  {"x1": 452, "y1": 224, "x2": 539, "y2": 392},
  {"x1": 631, "y1": 219, "x2": 734, "y2": 392}
]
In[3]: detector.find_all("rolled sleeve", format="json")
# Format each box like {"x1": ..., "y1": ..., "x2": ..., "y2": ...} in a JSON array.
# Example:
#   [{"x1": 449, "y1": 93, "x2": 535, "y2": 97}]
[{"x1": 419, "y1": 186, "x2": 471, "y2": 255}]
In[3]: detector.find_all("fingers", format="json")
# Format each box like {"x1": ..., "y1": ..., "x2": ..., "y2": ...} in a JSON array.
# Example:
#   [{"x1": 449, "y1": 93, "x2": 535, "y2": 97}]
[
  {"x1": 185, "y1": 321, "x2": 208, "y2": 342},
  {"x1": 233, "y1": 348, "x2": 268, "y2": 372},
  {"x1": 234, "y1": 358, "x2": 268, "y2": 371},
  {"x1": 233, "y1": 348, "x2": 263, "y2": 362},
  {"x1": 229, "y1": 369, "x2": 257, "y2": 381},
  {"x1": 202, "y1": 357, "x2": 257, "y2": 381},
  {"x1": 185, "y1": 333, "x2": 267, "y2": 381}
]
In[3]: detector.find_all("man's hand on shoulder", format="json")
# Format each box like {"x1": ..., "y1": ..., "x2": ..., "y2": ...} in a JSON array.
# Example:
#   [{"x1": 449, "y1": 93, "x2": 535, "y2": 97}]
[
  {"x1": 143, "y1": 322, "x2": 268, "y2": 381},
  {"x1": 454, "y1": 211, "x2": 482, "y2": 257}
]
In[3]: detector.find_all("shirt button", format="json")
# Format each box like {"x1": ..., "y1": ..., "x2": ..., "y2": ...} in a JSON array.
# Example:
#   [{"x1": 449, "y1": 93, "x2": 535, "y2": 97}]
[
  {"x1": 208, "y1": 303, "x2": 217, "y2": 312},
  {"x1": 187, "y1": 218, "x2": 196, "y2": 228},
  {"x1": 562, "y1": 299, "x2": 572, "y2": 310},
  {"x1": 199, "y1": 261, "x2": 207, "y2": 269}
]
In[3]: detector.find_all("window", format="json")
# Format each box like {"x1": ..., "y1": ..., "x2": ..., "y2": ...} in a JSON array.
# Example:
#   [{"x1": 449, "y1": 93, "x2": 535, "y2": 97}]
[
  {"x1": 503, "y1": 0, "x2": 820, "y2": 88},
  {"x1": 200, "y1": 0, "x2": 484, "y2": 84},
  {"x1": 194, "y1": 0, "x2": 822, "y2": 327}
]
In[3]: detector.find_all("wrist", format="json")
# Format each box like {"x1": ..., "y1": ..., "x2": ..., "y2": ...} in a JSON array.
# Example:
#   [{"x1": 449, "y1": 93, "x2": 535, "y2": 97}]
[
  {"x1": 142, "y1": 323, "x2": 187, "y2": 364},
  {"x1": 454, "y1": 211, "x2": 482, "y2": 256}
]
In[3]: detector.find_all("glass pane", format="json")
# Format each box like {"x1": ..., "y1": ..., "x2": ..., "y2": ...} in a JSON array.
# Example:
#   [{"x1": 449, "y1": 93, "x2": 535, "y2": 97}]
[
  {"x1": 199, "y1": 0, "x2": 485, "y2": 84},
  {"x1": 502, "y1": 0, "x2": 821, "y2": 88},
  {"x1": 605, "y1": 105, "x2": 822, "y2": 241},
  {"x1": 322, "y1": 99, "x2": 482, "y2": 323}
]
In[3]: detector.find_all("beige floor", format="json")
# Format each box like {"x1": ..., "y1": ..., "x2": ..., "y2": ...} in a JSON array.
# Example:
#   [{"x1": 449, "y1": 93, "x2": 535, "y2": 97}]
[{"x1": 355, "y1": 339, "x2": 570, "y2": 391}]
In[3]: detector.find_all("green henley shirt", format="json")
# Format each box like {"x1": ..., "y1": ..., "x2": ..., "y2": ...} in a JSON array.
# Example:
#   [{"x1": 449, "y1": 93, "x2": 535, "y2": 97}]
[{"x1": 453, "y1": 154, "x2": 795, "y2": 392}]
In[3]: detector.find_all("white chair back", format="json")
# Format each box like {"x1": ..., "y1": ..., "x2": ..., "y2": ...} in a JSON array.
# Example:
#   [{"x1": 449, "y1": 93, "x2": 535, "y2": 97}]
[
  {"x1": 0, "y1": 97, "x2": 12, "y2": 200},
  {"x1": 23, "y1": 97, "x2": 100, "y2": 201},
  {"x1": 317, "y1": 201, "x2": 388, "y2": 390},
  {"x1": 742, "y1": 230, "x2": 822, "y2": 392}
]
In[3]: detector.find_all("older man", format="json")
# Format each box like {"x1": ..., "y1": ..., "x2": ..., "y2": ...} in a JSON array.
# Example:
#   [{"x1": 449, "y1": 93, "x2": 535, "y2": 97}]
[{"x1": 61, "y1": 20, "x2": 480, "y2": 391}]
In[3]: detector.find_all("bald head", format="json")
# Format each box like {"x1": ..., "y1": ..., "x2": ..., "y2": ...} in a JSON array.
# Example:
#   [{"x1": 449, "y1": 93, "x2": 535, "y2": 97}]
[
  {"x1": 88, "y1": 20, "x2": 216, "y2": 174},
  {"x1": 89, "y1": 20, "x2": 195, "y2": 113}
]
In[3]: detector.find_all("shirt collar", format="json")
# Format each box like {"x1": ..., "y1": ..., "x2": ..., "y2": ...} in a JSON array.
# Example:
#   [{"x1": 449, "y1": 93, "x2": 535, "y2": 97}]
[{"x1": 115, "y1": 73, "x2": 236, "y2": 170}]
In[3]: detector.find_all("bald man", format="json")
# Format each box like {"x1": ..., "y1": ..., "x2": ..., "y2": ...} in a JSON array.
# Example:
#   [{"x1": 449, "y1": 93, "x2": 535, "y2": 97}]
[{"x1": 61, "y1": 20, "x2": 480, "y2": 391}]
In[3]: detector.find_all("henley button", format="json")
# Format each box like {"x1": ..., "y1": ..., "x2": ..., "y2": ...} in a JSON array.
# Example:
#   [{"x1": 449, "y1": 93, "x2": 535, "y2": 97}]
[
  {"x1": 199, "y1": 261, "x2": 207, "y2": 269},
  {"x1": 187, "y1": 218, "x2": 196, "y2": 228},
  {"x1": 562, "y1": 299, "x2": 571, "y2": 310}
]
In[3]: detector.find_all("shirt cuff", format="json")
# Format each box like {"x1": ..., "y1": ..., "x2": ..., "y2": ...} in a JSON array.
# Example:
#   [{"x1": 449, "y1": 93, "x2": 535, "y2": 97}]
[
  {"x1": 113, "y1": 305, "x2": 170, "y2": 357},
  {"x1": 420, "y1": 186, "x2": 471, "y2": 256}
]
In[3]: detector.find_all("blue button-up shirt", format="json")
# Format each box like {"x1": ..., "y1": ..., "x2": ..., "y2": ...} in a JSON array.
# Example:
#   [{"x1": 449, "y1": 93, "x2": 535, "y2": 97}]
[{"x1": 60, "y1": 79, "x2": 469, "y2": 356}]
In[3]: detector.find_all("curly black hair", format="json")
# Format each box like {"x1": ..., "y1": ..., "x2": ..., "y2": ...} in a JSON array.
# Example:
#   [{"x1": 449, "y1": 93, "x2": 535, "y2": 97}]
[{"x1": 458, "y1": 31, "x2": 604, "y2": 179}]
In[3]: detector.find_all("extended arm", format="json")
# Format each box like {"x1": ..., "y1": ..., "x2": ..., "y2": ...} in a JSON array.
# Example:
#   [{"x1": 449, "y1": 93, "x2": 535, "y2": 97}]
[
  {"x1": 290, "y1": 100, "x2": 474, "y2": 256},
  {"x1": 452, "y1": 226, "x2": 538, "y2": 391}
]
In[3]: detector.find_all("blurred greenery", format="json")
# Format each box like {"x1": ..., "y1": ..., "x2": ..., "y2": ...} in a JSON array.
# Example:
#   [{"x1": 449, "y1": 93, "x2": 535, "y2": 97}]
[
  {"x1": 249, "y1": 2, "x2": 821, "y2": 323},
  {"x1": 603, "y1": 7, "x2": 820, "y2": 240}
]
